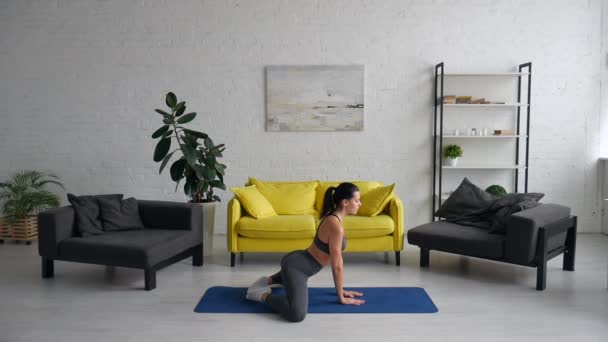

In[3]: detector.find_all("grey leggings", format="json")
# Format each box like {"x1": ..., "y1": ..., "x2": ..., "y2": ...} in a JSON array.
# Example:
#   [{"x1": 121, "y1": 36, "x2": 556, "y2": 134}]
[{"x1": 265, "y1": 250, "x2": 323, "y2": 322}]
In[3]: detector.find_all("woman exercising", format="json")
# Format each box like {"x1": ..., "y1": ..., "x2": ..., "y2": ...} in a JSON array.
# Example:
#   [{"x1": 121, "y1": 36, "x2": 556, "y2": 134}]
[{"x1": 245, "y1": 182, "x2": 364, "y2": 322}]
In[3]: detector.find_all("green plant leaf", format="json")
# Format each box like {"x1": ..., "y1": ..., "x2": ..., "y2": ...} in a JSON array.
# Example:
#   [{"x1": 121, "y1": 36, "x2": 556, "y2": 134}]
[
  {"x1": 158, "y1": 150, "x2": 176, "y2": 175},
  {"x1": 162, "y1": 130, "x2": 174, "y2": 138},
  {"x1": 210, "y1": 180, "x2": 226, "y2": 190},
  {"x1": 183, "y1": 145, "x2": 198, "y2": 164},
  {"x1": 183, "y1": 128, "x2": 208, "y2": 139},
  {"x1": 169, "y1": 159, "x2": 186, "y2": 181},
  {"x1": 154, "y1": 109, "x2": 172, "y2": 118},
  {"x1": 204, "y1": 137, "x2": 214, "y2": 149},
  {"x1": 153, "y1": 138, "x2": 171, "y2": 162},
  {"x1": 192, "y1": 164, "x2": 206, "y2": 179},
  {"x1": 212, "y1": 195, "x2": 221, "y2": 202},
  {"x1": 177, "y1": 112, "x2": 196, "y2": 124},
  {"x1": 163, "y1": 117, "x2": 174, "y2": 125},
  {"x1": 151, "y1": 125, "x2": 170, "y2": 139},
  {"x1": 215, "y1": 163, "x2": 226, "y2": 174},
  {"x1": 166, "y1": 92, "x2": 177, "y2": 109},
  {"x1": 175, "y1": 101, "x2": 186, "y2": 117}
]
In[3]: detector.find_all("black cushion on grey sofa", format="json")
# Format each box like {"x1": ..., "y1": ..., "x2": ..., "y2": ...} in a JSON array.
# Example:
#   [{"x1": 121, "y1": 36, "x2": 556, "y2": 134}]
[
  {"x1": 38, "y1": 199, "x2": 203, "y2": 291},
  {"x1": 407, "y1": 203, "x2": 577, "y2": 290}
]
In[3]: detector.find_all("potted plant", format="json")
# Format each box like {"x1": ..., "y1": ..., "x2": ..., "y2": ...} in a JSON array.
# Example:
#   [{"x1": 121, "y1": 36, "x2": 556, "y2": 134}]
[
  {"x1": 151, "y1": 92, "x2": 227, "y2": 256},
  {"x1": 0, "y1": 170, "x2": 64, "y2": 245},
  {"x1": 444, "y1": 144, "x2": 463, "y2": 166}
]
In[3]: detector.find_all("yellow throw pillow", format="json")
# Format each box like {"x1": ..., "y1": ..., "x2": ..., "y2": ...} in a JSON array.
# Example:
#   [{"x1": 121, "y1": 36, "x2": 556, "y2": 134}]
[
  {"x1": 357, "y1": 183, "x2": 395, "y2": 217},
  {"x1": 250, "y1": 178, "x2": 318, "y2": 215},
  {"x1": 231, "y1": 185, "x2": 277, "y2": 219},
  {"x1": 316, "y1": 181, "x2": 384, "y2": 214}
]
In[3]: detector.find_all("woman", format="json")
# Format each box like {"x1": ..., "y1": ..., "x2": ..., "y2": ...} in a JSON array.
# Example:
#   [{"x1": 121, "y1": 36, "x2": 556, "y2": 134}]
[{"x1": 245, "y1": 182, "x2": 364, "y2": 322}]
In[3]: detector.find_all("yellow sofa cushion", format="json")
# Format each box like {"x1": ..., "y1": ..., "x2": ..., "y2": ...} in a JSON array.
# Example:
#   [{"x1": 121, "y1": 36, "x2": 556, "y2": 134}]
[
  {"x1": 315, "y1": 214, "x2": 394, "y2": 238},
  {"x1": 231, "y1": 185, "x2": 277, "y2": 219},
  {"x1": 249, "y1": 178, "x2": 318, "y2": 215},
  {"x1": 237, "y1": 215, "x2": 316, "y2": 239},
  {"x1": 315, "y1": 181, "x2": 384, "y2": 214},
  {"x1": 357, "y1": 184, "x2": 395, "y2": 216}
]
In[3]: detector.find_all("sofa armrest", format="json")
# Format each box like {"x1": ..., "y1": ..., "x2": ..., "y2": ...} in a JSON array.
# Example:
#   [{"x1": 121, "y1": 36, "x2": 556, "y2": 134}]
[
  {"x1": 227, "y1": 197, "x2": 242, "y2": 253},
  {"x1": 388, "y1": 196, "x2": 405, "y2": 251},
  {"x1": 38, "y1": 206, "x2": 76, "y2": 258},
  {"x1": 137, "y1": 200, "x2": 203, "y2": 238},
  {"x1": 505, "y1": 203, "x2": 571, "y2": 264}
]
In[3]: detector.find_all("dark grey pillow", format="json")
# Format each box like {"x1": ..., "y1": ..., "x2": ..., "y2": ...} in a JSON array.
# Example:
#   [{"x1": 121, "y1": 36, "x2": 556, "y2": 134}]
[
  {"x1": 67, "y1": 193, "x2": 124, "y2": 237},
  {"x1": 98, "y1": 197, "x2": 145, "y2": 232},
  {"x1": 435, "y1": 177, "x2": 497, "y2": 221},
  {"x1": 488, "y1": 193, "x2": 545, "y2": 234}
]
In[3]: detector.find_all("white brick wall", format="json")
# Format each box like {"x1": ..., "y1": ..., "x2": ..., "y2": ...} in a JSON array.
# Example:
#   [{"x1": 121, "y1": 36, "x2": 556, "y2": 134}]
[{"x1": 0, "y1": 0, "x2": 603, "y2": 233}]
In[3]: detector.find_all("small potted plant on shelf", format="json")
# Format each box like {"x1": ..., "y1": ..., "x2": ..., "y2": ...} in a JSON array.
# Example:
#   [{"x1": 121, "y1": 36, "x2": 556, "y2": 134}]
[
  {"x1": 0, "y1": 170, "x2": 65, "y2": 245},
  {"x1": 151, "y1": 92, "x2": 227, "y2": 256},
  {"x1": 486, "y1": 184, "x2": 507, "y2": 197},
  {"x1": 444, "y1": 144, "x2": 463, "y2": 166}
]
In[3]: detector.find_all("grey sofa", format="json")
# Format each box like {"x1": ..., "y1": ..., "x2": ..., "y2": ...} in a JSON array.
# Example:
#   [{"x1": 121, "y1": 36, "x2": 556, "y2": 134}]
[
  {"x1": 38, "y1": 200, "x2": 203, "y2": 291},
  {"x1": 407, "y1": 203, "x2": 577, "y2": 290}
]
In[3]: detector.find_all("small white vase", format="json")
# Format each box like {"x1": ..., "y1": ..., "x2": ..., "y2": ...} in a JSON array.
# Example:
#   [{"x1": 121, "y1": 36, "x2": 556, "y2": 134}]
[{"x1": 445, "y1": 157, "x2": 459, "y2": 166}]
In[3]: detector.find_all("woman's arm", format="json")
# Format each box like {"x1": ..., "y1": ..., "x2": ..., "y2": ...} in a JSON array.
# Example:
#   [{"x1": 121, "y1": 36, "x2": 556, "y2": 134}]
[{"x1": 328, "y1": 223, "x2": 345, "y2": 302}]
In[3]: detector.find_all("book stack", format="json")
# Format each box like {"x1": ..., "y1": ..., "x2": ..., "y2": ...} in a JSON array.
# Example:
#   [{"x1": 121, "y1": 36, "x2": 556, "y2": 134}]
[
  {"x1": 443, "y1": 95, "x2": 456, "y2": 104},
  {"x1": 494, "y1": 129, "x2": 514, "y2": 135},
  {"x1": 456, "y1": 96, "x2": 472, "y2": 104}
]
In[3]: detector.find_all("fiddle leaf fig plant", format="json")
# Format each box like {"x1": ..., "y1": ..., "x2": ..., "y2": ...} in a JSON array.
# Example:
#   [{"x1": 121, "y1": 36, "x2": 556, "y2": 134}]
[{"x1": 152, "y1": 92, "x2": 227, "y2": 203}]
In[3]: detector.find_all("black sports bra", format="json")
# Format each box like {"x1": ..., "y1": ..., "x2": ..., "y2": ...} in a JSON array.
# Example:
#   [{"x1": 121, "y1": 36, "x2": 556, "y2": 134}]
[{"x1": 314, "y1": 213, "x2": 347, "y2": 254}]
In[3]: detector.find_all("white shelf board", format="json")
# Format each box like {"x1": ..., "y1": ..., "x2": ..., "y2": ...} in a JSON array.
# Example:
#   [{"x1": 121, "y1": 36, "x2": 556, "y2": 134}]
[
  {"x1": 443, "y1": 72, "x2": 529, "y2": 76},
  {"x1": 441, "y1": 135, "x2": 525, "y2": 138},
  {"x1": 443, "y1": 103, "x2": 528, "y2": 107},
  {"x1": 442, "y1": 164, "x2": 526, "y2": 169}
]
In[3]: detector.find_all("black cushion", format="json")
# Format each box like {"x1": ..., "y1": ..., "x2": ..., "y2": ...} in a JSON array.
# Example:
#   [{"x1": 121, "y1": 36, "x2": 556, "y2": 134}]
[
  {"x1": 67, "y1": 193, "x2": 124, "y2": 237},
  {"x1": 488, "y1": 193, "x2": 544, "y2": 234},
  {"x1": 434, "y1": 177, "x2": 496, "y2": 228},
  {"x1": 58, "y1": 229, "x2": 198, "y2": 268},
  {"x1": 407, "y1": 221, "x2": 505, "y2": 259},
  {"x1": 98, "y1": 197, "x2": 144, "y2": 232}
]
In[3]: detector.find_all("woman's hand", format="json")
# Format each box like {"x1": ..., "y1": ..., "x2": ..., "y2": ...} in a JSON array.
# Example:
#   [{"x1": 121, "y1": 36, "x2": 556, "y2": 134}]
[
  {"x1": 339, "y1": 296, "x2": 365, "y2": 305},
  {"x1": 343, "y1": 290, "x2": 363, "y2": 298}
]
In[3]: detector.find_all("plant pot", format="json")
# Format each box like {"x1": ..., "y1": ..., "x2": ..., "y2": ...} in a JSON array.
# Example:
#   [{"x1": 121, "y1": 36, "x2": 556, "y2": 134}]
[
  {"x1": 444, "y1": 157, "x2": 459, "y2": 166},
  {"x1": 194, "y1": 202, "x2": 216, "y2": 257},
  {"x1": 0, "y1": 215, "x2": 38, "y2": 244}
]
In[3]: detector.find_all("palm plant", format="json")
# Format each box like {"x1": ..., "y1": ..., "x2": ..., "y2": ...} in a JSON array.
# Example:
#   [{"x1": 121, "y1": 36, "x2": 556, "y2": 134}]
[{"x1": 0, "y1": 170, "x2": 65, "y2": 225}]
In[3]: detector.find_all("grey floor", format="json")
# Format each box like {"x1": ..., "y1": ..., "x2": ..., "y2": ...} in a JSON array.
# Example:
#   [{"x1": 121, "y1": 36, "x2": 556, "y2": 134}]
[{"x1": 1, "y1": 234, "x2": 607, "y2": 342}]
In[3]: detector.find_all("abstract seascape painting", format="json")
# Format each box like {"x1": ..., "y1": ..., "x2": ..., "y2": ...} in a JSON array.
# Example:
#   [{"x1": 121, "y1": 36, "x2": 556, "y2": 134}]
[{"x1": 266, "y1": 65, "x2": 364, "y2": 131}]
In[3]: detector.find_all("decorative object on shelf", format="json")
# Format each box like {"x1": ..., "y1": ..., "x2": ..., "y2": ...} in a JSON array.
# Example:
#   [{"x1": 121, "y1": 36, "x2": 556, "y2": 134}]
[
  {"x1": 152, "y1": 92, "x2": 227, "y2": 256},
  {"x1": 444, "y1": 144, "x2": 463, "y2": 166},
  {"x1": 0, "y1": 170, "x2": 64, "y2": 245},
  {"x1": 494, "y1": 129, "x2": 514, "y2": 135},
  {"x1": 485, "y1": 184, "x2": 507, "y2": 197},
  {"x1": 265, "y1": 65, "x2": 364, "y2": 131},
  {"x1": 432, "y1": 62, "x2": 532, "y2": 220}
]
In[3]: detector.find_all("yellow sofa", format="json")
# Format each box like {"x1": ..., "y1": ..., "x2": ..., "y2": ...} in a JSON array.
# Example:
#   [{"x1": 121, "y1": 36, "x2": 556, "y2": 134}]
[{"x1": 227, "y1": 179, "x2": 404, "y2": 266}]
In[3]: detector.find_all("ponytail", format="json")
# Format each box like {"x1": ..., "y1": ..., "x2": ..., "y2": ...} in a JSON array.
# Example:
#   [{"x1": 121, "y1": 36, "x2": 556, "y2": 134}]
[
  {"x1": 321, "y1": 187, "x2": 337, "y2": 218},
  {"x1": 320, "y1": 182, "x2": 359, "y2": 218}
]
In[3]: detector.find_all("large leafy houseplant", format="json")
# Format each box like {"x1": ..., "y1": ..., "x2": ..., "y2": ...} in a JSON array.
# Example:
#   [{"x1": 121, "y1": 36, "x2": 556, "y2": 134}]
[
  {"x1": 0, "y1": 170, "x2": 65, "y2": 225},
  {"x1": 152, "y1": 92, "x2": 227, "y2": 203}
]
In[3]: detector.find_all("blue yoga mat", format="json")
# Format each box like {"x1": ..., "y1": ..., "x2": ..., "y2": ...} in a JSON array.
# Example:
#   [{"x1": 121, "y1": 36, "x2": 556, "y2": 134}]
[{"x1": 194, "y1": 287, "x2": 438, "y2": 314}]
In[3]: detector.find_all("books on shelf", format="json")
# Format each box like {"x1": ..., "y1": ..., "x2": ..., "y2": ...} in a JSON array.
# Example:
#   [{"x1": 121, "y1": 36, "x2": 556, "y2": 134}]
[
  {"x1": 443, "y1": 95, "x2": 456, "y2": 104},
  {"x1": 494, "y1": 129, "x2": 514, "y2": 135}
]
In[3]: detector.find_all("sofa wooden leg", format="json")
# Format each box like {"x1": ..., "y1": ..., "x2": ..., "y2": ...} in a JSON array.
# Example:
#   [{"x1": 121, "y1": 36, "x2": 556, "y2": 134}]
[
  {"x1": 420, "y1": 248, "x2": 429, "y2": 267},
  {"x1": 230, "y1": 253, "x2": 236, "y2": 267},
  {"x1": 192, "y1": 243, "x2": 203, "y2": 267},
  {"x1": 145, "y1": 268, "x2": 156, "y2": 291},
  {"x1": 563, "y1": 221, "x2": 577, "y2": 271},
  {"x1": 42, "y1": 257, "x2": 54, "y2": 278},
  {"x1": 395, "y1": 251, "x2": 401, "y2": 266}
]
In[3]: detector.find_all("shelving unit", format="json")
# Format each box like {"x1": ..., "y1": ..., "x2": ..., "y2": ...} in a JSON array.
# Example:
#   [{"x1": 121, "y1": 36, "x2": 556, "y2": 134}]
[{"x1": 432, "y1": 62, "x2": 532, "y2": 220}]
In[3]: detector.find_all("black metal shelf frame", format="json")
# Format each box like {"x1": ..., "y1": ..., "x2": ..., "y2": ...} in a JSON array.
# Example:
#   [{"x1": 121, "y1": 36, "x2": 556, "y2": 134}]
[{"x1": 432, "y1": 62, "x2": 532, "y2": 220}]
